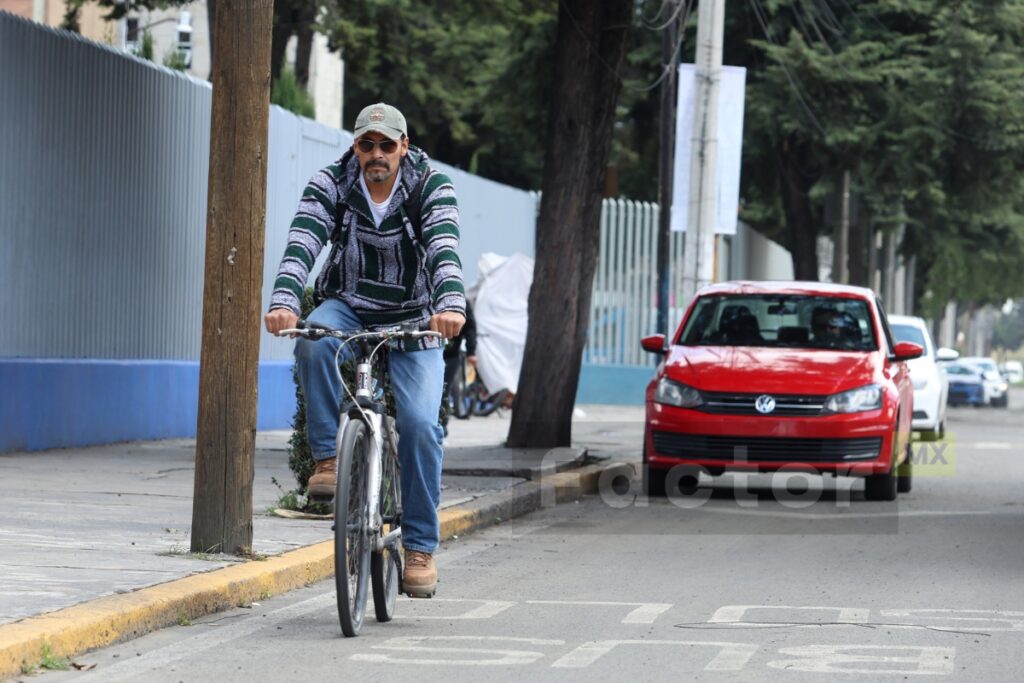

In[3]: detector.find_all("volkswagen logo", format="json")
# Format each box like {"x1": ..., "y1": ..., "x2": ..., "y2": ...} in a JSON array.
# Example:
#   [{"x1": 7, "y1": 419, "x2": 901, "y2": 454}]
[{"x1": 755, "y1": 395, "x2": 776, "y2": 414}]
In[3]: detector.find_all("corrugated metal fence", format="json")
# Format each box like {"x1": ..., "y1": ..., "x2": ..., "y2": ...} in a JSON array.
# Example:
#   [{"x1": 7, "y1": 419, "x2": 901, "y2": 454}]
[{"x1": 0, "y1": 12, "x2": 538, "y2": 364}]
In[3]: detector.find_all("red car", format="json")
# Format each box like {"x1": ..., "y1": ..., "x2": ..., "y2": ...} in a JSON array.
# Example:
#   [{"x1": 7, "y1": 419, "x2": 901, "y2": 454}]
[{"x1": 641, "y1": 281, "x2": 923, "y2": 501}]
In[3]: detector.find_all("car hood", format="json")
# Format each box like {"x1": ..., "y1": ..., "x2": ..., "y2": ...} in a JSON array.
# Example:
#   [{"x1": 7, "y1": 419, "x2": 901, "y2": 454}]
[{"x1": 663, "y1": 346, "x2": 882, "y2": 395}]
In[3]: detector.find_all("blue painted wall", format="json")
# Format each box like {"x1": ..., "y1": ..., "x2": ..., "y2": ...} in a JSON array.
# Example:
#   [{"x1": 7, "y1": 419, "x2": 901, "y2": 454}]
[
  {"x1": 0, "y1": 360, "x2": 651, "y2": 453},
  {"x1": 0, "y1": 360, "x2": 295, "y2": 453}
]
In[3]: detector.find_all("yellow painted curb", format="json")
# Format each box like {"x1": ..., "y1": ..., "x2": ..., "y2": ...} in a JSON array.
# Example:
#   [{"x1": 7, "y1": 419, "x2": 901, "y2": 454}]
[
  {"x1": 0, "y1": 460, "x2": 636, "y2": 679},
  {"x1": 0, "y1": 541, "x2": 334, "y2": 679}
]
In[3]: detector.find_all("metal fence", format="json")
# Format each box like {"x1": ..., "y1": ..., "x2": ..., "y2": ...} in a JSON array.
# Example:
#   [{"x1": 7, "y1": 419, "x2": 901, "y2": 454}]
[{"x1": 0, "y1": 12, "x2": 537, "y2": 363}]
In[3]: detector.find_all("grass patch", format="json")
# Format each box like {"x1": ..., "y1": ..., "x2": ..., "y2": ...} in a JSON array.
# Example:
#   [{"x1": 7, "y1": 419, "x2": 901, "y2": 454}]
[
  {"x1": 269, "y1": 476, "x2": 333, "y2": 516},
  {"x1": 22, "y1": 643, "x2": 70, "y2": 673}
]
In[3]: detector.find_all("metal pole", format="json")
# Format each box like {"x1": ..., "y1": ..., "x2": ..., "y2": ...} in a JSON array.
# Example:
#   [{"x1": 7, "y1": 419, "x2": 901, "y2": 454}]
[
  {"x1": 656, "y1": 0, "x2": 679, "y2": 337},
  {"x1": 682, "y1": 0, "x2": 725, "y2": 306}
]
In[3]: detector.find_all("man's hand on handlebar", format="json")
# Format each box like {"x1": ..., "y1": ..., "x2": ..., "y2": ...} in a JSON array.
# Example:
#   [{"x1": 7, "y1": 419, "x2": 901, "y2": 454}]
[
  {"x1": 430, "y1": 311, "x2": 466, "y2": 340},
  {"x1": 265, "y1": 308, "x2": 299, "y2": 336}
]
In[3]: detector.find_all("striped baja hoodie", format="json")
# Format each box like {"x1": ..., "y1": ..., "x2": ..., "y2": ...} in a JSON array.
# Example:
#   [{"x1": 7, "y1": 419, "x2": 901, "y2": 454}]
[{"x1": 270, "y1": 146, "x2": 465, "y2": 350}]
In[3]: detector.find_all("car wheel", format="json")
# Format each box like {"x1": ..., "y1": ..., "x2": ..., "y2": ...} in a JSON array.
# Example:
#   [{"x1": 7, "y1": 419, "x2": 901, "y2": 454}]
[
  {"x1": 865, "y1": 437, "x2": 899, "y2": 501},
  {"x1": 642, "y1": 433, "x2": 667, "y2": 497},
  {"x1": 643, "y1": 464, "x2": 667, "y2": 497},
  {"x1": 918, "y1": 428, "x2": 939, "y2": 443},
  {"x1": 897, "y1": 442, "x2": 913, "y2": 494}
]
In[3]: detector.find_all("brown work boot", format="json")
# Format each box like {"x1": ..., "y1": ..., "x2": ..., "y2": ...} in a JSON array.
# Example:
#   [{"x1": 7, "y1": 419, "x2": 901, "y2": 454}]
[
  {"x1": 403, "y1": 550, "x2": 437, "y2": 597},
  {"x1": 307, "y1": 457, "x2": 336, "y2": 499}
]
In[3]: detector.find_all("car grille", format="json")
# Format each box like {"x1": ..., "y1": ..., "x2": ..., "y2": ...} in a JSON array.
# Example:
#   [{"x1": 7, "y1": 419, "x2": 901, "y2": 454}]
[
  {"x1": 912, "y1": 410, "x2": 928, "y2": 419},
  {"x1": 698, "y1": 391, "x2": 828, "y2": 417},
  {"x1": 652, "y1": 432, "x2": 883, "y2": 462}
]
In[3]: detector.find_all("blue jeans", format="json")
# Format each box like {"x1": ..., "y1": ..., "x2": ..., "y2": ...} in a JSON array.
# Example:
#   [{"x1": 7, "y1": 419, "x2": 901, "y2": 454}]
[{"x1": 294, "y1": 298, "x2": 445, "y2": 554}]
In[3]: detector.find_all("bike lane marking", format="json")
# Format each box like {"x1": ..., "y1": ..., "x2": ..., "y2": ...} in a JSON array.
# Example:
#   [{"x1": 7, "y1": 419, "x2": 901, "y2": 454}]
[
  {"x1": 708, "y1": 605, "x2": 870, "y2": 627},
  {"x1": 550, "y1": 640, "x2": 758, "y2": 671},
  {"x1": 766, "y1": 644, "x2": 956, "y2": 675},
  {"x1": 879, "y1": 609, "x2": 1024, "y2": 632},
  {"x1": 350, "y1": 636, "x2": 564, "y2": 666},
  {"x1": 525, "y1": 600, "x2": 672, "y2": 624},
  {"x1": 393, "y1": 598, "x2": 515, "y2": 620}
]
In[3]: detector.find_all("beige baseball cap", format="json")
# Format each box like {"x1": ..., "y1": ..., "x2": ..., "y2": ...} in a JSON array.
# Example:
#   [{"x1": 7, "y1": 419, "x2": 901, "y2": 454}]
[{"x1": 353, "y1": 102, "x2": 407, "y2": 141}]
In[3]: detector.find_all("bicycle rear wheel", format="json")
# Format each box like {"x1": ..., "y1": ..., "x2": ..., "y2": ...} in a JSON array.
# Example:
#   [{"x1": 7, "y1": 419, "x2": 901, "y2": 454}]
[
  {"x1": 371, "y1": 416, "x2": 402, "y2": 622},
  {"x1": 335, "y1": 419, "x2": 372, "y2": 637}
]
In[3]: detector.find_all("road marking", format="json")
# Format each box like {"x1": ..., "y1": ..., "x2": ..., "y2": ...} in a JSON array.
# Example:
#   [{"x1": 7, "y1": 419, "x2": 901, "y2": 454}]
[
  {"x1": 551, "y1": 640, "x2": 758, "y2": 671},
  {"x1": 709, "y1": 605, "x2": 870, "y2": 627},
  {"x1": 766, "y1": 644, "x2": 955, "y2": 675},
  {"x1": 880, "y1": 608, "x2": 1024, "y2": 632},
  {"x1": 351, "y1": 636, "x2": 564, "y2": 666},
  {"x1": 526, "y1": 600, "x2": 672, "y2": 624},
  {"x1": 972, "y1": 442, "x2": 1013, "y2": 450},
  {"x1": 681, "y1": 508, "x2": 992, "y2": 520},
  {"x1": 395, "y1": 598, "x2": 515, "y2": 620}
]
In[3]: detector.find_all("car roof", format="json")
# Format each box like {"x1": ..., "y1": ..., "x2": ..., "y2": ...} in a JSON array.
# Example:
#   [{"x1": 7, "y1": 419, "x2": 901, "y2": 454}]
[
  {"x1": 696, "y1": 280, "x2": 877, "y2": 300},
  {"x1": 886, "y1": 314, "x2": 926, "y2": 327}
]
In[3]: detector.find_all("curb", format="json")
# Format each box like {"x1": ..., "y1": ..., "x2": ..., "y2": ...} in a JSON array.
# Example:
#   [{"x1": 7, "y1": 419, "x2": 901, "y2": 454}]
[{"x1": 0, "y1": 460, "x2": 636, "y2": 679}]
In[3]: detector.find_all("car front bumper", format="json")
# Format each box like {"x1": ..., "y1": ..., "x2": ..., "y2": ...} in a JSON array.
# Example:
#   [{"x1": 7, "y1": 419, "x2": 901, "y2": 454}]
[{"x1": 645, "y1": 401, "x2": 898, "y2": 477}]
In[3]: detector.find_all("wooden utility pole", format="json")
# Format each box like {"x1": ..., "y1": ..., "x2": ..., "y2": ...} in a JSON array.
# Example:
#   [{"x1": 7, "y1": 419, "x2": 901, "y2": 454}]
[
  {"x1": 682, "y1": 0, "x2": 725, "y2": 305},
  {"x1": 191, "y1": 0, "x2": 274, "y2": 554},
  {"x1": 656, "y1": 0, "x2": 679, "y2": 337}
]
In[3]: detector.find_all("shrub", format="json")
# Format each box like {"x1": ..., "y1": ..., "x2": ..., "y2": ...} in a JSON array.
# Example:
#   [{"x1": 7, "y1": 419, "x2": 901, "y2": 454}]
[{"x1": 272, "y1": 67, "x2": 315, "y2": 119}]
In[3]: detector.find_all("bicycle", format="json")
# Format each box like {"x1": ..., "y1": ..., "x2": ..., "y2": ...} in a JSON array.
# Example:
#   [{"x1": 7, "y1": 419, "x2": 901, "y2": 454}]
[
  {"x1": 446, "y1": 348, "x2": 510, "y2": 420},
  {"x1": 281, "y1": 320, "x2": 442, "y2": 637}
]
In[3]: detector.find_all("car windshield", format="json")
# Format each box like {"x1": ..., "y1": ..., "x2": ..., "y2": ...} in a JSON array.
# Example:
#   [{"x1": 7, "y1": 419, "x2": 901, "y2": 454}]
[
  {"x1": 945, "y1": 364, "x2": 979, "y2": 377},
  {"x1": 890, "y1": 324, "x2": 929, "y2": 356},
  {"x1": 678, "y1": 294, "x2": 878, "y2": 351}
]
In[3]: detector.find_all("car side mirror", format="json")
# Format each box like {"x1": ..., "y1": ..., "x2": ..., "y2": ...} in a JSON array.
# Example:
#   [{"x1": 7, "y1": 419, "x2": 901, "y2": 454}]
[
  {"x1": 936, "y1": 347, "x2": 960, "y2": 361},
  {"x1": 641, "y1": 334, "x2": 667, "y2": 354},
  {"x1": 893, "y1": 341, "x2": 924, "y2": 361}
]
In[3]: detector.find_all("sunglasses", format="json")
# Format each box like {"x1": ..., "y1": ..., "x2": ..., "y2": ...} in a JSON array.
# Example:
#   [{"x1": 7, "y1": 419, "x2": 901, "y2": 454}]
[{"x1": 356, "y1": 138, "x2": 400, "y2": 154}]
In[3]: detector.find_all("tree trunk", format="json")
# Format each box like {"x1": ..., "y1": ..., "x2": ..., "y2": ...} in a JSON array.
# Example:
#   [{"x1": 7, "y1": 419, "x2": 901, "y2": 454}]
[
  {"x1": 777, "y1": 137, "x2": 819, "y2": 280},
  {"x1": 505, "y1": 0, "x2": 632, "y2": 448},
  {"x1": 848, "y1": 198, "x2": 868, "y2": 287},
  {"x1": 294, "y1": 3, "x2": 316, "y2": 86},
  {"x1": 191, "y1": 0, "x2": 274, "y2": 555}
]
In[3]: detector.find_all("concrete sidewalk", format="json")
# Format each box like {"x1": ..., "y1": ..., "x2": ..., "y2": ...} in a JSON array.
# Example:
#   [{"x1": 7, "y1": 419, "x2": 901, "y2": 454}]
[{"x1": 0, "y1": 405, "x2": 643, "y2": 678}]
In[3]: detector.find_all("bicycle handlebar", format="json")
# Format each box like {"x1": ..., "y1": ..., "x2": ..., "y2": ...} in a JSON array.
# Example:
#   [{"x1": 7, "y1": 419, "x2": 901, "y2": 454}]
[{"x1": 278, "y1": 320, "x2": 442, "y2": 342}]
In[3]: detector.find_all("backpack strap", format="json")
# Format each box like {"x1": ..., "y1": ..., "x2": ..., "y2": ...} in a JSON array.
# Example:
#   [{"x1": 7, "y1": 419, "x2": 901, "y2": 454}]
[{"x1": 403, "y1": 168, "x2": 431, "y2": 244}]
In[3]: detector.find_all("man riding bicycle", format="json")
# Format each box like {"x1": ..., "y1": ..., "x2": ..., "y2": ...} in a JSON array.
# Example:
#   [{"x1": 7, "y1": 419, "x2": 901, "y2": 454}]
[{"x1": 265, "y1": 103, "x2": 466, "y2": 598}]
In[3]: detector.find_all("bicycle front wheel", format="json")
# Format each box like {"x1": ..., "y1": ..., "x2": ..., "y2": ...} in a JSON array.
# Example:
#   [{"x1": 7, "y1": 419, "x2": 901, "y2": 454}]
[
  {"x1": 335, "y1": 419, "x2": 372, "y2": 637},
  {"x1": 371, "y1": 416, "x2": 402, "y2": 622}
]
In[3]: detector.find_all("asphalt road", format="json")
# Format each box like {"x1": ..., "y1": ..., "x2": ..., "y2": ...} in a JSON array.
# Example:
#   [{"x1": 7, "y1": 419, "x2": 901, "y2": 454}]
[{"x1": 34, "y1": 392, "x2": 1024, "y2": 682}]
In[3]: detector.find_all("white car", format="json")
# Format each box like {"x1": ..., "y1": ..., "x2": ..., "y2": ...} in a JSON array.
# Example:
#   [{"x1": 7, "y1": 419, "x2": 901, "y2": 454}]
[
  {"x1": 888, "y1": 315, "x2": 948, "y2": 440},
  {"x1": 999, "y1": 360, "x2": 1023, "y2": 384},
  {"x1": 961, "y1": 356, "x2": 1009, "y2": 408}
]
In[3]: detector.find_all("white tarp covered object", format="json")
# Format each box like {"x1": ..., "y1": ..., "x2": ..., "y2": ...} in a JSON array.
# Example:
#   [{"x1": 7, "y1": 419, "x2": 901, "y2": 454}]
[{"x1": 469, "y1": 252, "x2": 534, "y2": 394}]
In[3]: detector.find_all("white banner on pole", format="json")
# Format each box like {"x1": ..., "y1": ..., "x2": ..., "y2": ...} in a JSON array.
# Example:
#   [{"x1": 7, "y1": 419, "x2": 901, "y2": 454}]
[{"x1": 671, "y1": 64, "x2": 747, "y2": 234}]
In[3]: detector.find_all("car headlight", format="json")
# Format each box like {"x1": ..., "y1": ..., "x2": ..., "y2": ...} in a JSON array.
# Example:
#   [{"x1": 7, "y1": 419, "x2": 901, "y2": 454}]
[
  {"x1": 655, "y1": 377, "x2": 703, "y2": 408},
  {"x1": 824, "y1": 384, "x2": 883, "y2": 413},
  {"x1": 999, "y1": 382, "x2": 1009, "y2": 392},
  {"x1": 912, "y1": 376, "x2": 928, "y2": 390}
]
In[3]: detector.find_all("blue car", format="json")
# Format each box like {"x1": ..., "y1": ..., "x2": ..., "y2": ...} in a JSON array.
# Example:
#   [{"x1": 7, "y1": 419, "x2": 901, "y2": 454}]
[{"x1": 945, "y1": 363, "x2": 986, "y2": 406}]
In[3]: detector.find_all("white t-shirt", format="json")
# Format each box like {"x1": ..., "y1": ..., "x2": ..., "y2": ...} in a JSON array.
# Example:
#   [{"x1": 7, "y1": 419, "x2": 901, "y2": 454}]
[{"x1": 359, "y1": 169, "x2": 402, "y2": 227}]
